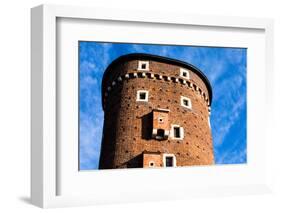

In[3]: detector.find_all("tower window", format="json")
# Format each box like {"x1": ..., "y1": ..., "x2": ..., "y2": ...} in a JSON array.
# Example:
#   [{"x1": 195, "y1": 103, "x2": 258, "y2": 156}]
[
  {"x1": 140, "y1": 92, "x2": 146, "y2": 100},
  {"x1": 165, "y1": 157, "x2": 173, "y2": 167},
  {"x1": 174, "y1": 127, "x2": 180, "y2": 138},
  {"x1": 136, "y1": 90, "x2": 149, "y2": 102},
  {"x1": 180, "y1": 68, "x2": 190, "y2": 79},
  {"x1": 181, "y1": 96, "x2": 192, "y2": 109},
  {"x1": 171, "y1": 124, "x2": 184, "y2": 140},
  {"x1": 163, "y1": 154, "x2": 176, "y2": 167},
  {"x1": 138, "y1": 61, "x2": 149, "y2": 71}
]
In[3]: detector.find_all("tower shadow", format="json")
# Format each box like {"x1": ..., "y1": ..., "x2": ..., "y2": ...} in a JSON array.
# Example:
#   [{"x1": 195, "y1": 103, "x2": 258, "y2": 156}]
[{"x1": 141, "y1": 112, "x2": 152, "y2": 140}]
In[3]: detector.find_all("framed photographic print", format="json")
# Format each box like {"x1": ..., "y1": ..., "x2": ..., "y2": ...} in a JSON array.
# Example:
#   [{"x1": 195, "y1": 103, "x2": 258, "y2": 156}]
[{"x1": 31, "y1": 4, "x2": 274, "y2": 208}]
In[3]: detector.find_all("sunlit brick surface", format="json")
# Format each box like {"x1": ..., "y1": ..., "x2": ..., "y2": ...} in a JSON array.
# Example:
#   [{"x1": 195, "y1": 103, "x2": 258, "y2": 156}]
[{"x1": 99, "y1": 54, "x2": 214, "y2": 169}]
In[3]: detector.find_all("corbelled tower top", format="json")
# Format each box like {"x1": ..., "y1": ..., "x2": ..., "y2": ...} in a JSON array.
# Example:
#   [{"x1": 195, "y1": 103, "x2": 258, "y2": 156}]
[
  {"x1": 101, "y1": 53, "x2": 212, "y2": 110},
  {"x1": 99, "y1": 53, "x2": 214, "y2": 169}
]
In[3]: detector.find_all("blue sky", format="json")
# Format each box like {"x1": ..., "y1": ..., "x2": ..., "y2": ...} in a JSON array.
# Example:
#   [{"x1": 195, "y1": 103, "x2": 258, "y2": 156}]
[{"x1": 79, "y1": 41, "x2": 247, "y2": 170}]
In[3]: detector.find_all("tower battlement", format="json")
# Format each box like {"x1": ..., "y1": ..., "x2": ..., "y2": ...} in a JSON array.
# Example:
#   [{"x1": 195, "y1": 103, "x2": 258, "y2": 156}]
[{"x1": 99, "y1": 53, "x2": 214, "y2": 169}]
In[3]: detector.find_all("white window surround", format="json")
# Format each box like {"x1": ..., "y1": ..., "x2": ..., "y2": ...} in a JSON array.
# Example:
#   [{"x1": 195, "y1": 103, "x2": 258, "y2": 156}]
[
  {"x1": 180, "y1": 68, "x2": 190, "y2": 79},
  {"x1": 181, "y1": 96, "x2": 192, "y2": 109},
  {"x1": 148, "y1": 161, "x2": 155, "y2": 168},
  {"x1": 136, "y1": 90, "x2": 149, "y2": 102},
  {"x1": 170, "y1": 124, "x2": 184, "y2": 140},
  {"x1": 138, "y1": 61, "x2": 149, "y2": 71},
  {"x1": 162, "y1": 154, "x2": 177, "y2": 167}
]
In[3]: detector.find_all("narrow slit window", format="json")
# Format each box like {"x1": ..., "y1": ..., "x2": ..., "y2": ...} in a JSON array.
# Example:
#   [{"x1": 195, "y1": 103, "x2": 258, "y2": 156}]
[{"x1": 174, "y1": 127, "x2": 180, "y2": 138}]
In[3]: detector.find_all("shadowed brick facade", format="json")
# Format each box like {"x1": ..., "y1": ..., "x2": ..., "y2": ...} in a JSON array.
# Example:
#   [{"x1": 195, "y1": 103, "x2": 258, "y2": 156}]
[{"x1": 99, "y1": 53, "x2": 214, "y2": 169}]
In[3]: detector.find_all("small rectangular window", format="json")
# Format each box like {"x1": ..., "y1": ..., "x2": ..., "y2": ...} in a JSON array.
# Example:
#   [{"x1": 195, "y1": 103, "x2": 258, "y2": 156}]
[
  {"x1": 136, "y1": 90, "x2": 149, "y2": 102},
  {"x1": 180, "y1": 68, "x2": 190, "y2": 79},
  {"x1": 174, "y1": 127, "x2": 180, "y2": 138},
  {"x1": 138, "y1": 61, "x2": 149, "y2": 71},
  {"x1": 139, "y1": 92, "x2": 146, "y2": 100},
  {"x1": 183, "y1": 99, "x2": 189, "y2": 106},
  {"x1": 181, "y1": 96, "x2": 192, "y2": 109},
  {"x1": 165, "y1": 157, "x2": 174, "y2": 167},
  {"x1": 171, "y1": 125, "x2": 184, "y2": 140},
  {"x1": 163, "y1": 154, "x2": 176, "y2": 167}
]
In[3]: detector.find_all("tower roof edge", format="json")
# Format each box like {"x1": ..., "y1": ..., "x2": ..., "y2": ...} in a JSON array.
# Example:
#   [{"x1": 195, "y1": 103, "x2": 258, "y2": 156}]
[{"x1": 102, "y1": 53, "x2": 213, "y2": 110}]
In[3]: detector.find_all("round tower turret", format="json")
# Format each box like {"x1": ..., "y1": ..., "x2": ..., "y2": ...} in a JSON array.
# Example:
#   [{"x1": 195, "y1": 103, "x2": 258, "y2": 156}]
[{"x1": 99, "y1": 53, "x2": 213, "y2": 169}]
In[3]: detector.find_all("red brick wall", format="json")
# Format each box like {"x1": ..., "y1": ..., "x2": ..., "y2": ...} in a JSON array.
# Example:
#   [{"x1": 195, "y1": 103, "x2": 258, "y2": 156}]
[
  {"x1": 99, "y1": 58, "x2": 214, "y2": 169},
  {"x1": 143, "y1": 153, "x2": 162, "y2": 168}
]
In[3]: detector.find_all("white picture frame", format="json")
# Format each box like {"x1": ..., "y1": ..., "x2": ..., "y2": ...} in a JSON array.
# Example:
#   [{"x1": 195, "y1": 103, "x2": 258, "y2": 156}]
[{"x1": 31, "y1": 4, "x2": 274, "y2": 208}]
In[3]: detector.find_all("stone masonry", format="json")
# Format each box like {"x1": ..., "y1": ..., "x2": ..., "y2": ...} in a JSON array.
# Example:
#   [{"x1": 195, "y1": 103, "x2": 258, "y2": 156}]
[{"x1": 99, "y1": 53, "x2": 214, "y2": 169}]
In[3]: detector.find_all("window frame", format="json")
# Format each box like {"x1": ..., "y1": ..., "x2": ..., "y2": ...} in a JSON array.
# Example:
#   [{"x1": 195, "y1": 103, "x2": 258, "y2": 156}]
[
  {"x1": 137, "y1": 61, "x2": 149, "y2": 71},
  {"x1": 170, "y1": 124, "x2": 184, "y2": 140},
  {"x1": 136, "y1": 90, "x2": 149, "y2": 102},
  {"x1": 180, "y1": 96, "x2": 192, "y2": 109},
  {"x1": 180, "y1": 68, "x2": 190, "y2": 79},
  {"x1": 162, "y1": 154, "x2": 177, "y2": 167}
]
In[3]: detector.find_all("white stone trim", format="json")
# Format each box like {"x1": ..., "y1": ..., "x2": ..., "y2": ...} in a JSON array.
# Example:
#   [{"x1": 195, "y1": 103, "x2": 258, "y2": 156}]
[
  {"x1": 180, "y1": 68, "x2": 190, "y2": 79},
  {"x1": 170, "y1": 124, "x2": 184, "y2": 140},
  {"x1": 208, "y1": 116, "x2": 211, "y2": 128},
  {"x1": 155, "y1": 108, "x2": 170, "y2": 112},
  {"x1": 137, "y1": 60, "x2": 149, "y2": 71},
  {"x1": 180, "y1": 96, "x2": 192, "y2": 109},
  {"x1": 152, "y1": 128, "x2": 157, "y2": 137},
  {"x1": 136, "y1": 90, "x2": 149, "y2": 102},
  {"x1": 163, "y1": 153, "x2": 177, "y2": 167}
]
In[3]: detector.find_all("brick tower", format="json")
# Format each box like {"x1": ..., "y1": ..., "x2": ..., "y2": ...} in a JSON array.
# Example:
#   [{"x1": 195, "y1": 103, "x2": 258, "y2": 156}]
[{"x1": 99, "y1": 53, "x2": 214, "y2": 169}]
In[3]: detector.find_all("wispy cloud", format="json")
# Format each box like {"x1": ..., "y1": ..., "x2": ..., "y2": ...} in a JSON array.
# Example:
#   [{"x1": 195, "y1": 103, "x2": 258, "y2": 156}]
[{"x1": 79, "y1": 42, "x2": 247, "y2": 169}]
